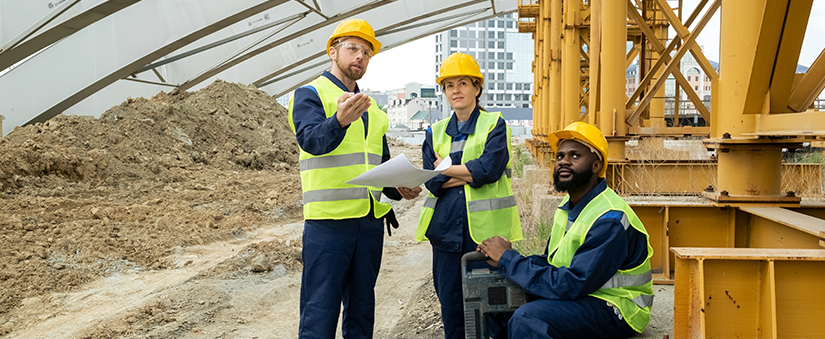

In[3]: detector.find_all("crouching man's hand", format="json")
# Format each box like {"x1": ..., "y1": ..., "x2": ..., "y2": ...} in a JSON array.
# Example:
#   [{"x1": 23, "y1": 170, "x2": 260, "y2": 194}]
[{"x1": 477, "y1": 236, "x2": 511, "y2": 267}]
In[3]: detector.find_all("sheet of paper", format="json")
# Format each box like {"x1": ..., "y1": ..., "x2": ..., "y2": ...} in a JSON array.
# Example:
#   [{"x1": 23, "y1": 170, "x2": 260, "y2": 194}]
[{"x1": 346, "y1": 153, "x2": 451, "y2": 188}]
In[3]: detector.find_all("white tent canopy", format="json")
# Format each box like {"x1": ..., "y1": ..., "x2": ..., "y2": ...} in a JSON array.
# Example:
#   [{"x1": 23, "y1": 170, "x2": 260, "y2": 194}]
[{"x1": 0, "y1": 0, "x2": 516, "y2": 136}]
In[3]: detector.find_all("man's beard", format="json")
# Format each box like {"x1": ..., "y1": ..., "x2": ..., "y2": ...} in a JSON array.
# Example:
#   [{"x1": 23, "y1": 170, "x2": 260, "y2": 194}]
[
  {"x1": 553, "y1": 166, "x2": 594, "y2": 193},
  {"x1": 335, "y1": 57, "x2": 365, "y2": 81}
]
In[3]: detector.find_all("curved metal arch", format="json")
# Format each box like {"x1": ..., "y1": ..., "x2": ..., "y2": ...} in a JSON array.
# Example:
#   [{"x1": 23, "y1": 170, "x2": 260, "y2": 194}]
[
  {"x1": 0, "y1": 0, "x2": 516, "y2": 136},
  {"x1": 0, "y1": 0, "x2": 142, "y2": 71}
]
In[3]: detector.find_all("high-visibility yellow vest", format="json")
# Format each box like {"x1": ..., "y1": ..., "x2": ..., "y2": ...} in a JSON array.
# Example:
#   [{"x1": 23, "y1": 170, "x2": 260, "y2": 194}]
[
  {"x1": 416, "y1": 110, "x2": 522, "y2": 244},
  {"x1": 548, "y1": 188, "x2": 654, "y2": 333},
  {"x1": 288, "y1": 76, "x2": 392, "y2": 220}
]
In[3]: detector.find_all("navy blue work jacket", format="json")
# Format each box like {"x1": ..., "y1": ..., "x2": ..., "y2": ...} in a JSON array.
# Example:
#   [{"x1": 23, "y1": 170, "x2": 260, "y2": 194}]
[
  {"x1": 422, "y1": 107, "x2": 510, "y2": 252},
  {"x1": 497, "y1": 179, "x2": 649, "y2": 300},
  {"x1": 291, "y1": 71, "x2": 400, "y2": 200}
]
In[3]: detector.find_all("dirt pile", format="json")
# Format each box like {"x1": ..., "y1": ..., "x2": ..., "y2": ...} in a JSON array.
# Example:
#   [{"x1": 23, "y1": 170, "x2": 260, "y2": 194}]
[{"x1": 0, "y1": 80, "x2": 303, "y2": 325}]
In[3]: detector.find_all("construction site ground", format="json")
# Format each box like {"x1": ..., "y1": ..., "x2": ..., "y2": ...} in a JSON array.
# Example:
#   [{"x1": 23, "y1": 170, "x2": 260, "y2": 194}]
[{"x1": 0, "y1": 81, "x2": 672, "y2": 338}]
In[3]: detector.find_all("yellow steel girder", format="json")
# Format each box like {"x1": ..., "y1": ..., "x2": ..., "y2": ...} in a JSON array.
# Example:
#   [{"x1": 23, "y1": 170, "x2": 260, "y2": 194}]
[{"x1": 672, "y1": 247, "x2": 825, "y2": 339}]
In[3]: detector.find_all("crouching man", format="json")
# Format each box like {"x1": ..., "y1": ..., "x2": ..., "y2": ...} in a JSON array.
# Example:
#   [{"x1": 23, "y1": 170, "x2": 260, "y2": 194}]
[{"x1": 477, "y1": 122, "x2": 654, "y2": 339}]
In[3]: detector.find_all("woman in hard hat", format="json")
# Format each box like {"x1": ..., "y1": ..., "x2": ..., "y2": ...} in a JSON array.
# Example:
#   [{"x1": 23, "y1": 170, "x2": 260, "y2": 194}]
[{"x1": 416, "y1": 52, "x2": 523, "y2": 339}]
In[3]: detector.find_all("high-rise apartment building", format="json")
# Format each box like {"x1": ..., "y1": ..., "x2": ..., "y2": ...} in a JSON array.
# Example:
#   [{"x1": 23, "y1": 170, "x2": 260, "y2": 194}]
[{"x1": 434, "y1": 14, "x2": 534, "y2": 119}]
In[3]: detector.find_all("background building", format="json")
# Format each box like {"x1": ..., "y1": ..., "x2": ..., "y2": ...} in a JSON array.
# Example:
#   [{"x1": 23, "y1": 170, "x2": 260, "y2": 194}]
[
  {"x1": 386, "y1": 82, "x2": 439, "y2": 128},
  {"x1": 433, "y1": 14, "x2": 534, "y2": 120}
]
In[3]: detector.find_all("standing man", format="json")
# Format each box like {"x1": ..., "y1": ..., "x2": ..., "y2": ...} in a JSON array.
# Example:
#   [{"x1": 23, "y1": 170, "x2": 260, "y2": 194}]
[
  {"x1": 288, "y1": 19, "x2": 422, "y2": 339},
  {"x1": 477, "y1": 122, "x2": 654, "y2": 339}
]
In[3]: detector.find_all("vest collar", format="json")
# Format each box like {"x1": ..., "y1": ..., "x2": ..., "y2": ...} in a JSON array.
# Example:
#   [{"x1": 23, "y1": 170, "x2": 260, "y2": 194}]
[
  {"x1": 559, "y1": 178, "x2": 608, "y2": 221},
  {"x1": 445, "y1": 106, "x2": 482, "y2": 137},
  {"x1": 322, "y1": 70, "x2": 360, "y2": 93}
]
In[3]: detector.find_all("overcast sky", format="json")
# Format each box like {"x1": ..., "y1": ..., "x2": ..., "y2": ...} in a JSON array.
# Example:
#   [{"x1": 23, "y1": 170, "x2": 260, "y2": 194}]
[{"x1": 359, "y1": 0, "x2": 825, "y2": 92}]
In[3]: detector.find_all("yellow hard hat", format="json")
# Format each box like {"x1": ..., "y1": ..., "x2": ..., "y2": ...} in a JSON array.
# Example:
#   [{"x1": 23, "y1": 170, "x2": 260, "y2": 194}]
[
  {"x1": 437, "y1": 52, "x2": 484, "y2": 86},
  {"x1": 327, "y1": 19, "x2": 381, "y2": 57},
  {"x1": 548, "y1": 121, "x2": 609, "y2": 177}
]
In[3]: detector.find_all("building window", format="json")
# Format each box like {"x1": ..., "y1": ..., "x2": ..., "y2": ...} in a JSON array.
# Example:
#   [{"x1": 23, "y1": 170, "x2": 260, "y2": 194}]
[
  {"x1": 516, "y1": 83, "x2": 522, "y2": 90},
  {"x1": 506, "y1": 63, "x2": 513, "y2": 70},
  {"x1": 488, "y1": 31, "x2": 495, "y2": 39},
  {"x1": 498, "y1": 62, "x2": 505, "y2": 69},
  {"x1": 489, "y1": 62, "x2": 495, "y2": 69},
  {"x1": 488, "y1": 52, "x2": 495, "y2": 59},
  {"x1": 488, "y1": 94, "x2": 494, "y2": 100},
  {"x1": 498, "y1": 21, "x2": 505, "y2": 28},
  {"x1": 497, "y1": 83, "x2": 505, "y2": 90},
  {"x1": 695, "y1": 86, "x2": 699, "y2": 90},
  {"x1": 469, "y1": 31, "x2": 476, "y2": 39},
  {"x1": 498, "y1": 52, "x2": 505, "y2": 59},
  {"x1": 489, "y1": 41, "x2": 495, "y2": 48},
  {"x1": 524, "y1": 83, "x2": 531, "y2": 91},
  {"x1": 450, "y1": 40, "x2": 457, "y2": 47},
  {"x1": 498, "y1": 41, "x2": 505, "y2": 49},
  {"x1": 506, "y1": 94, "x2": 512, "y2": 101},
  {"x1": 498, "y1": 31, "x2": 505, "y2": 39},
  {"x1": 507, "y1": 21, "x2": 513, "y2": 28},
  {"x1": 506, "y1": 83, "x2": 513, "y2": 90},
  {"x1": 460, "y1": 30, "x2": 468, "y2": 38},
  {"x1": 450, "y1": 30, "x2": 457, "y2": 37},
  {"x1": 496, "y1": 94, "x2": 504, "y2": 100},
  {"x1": 507, "y1": 52, "x2": 513, "y2": 59},
  {"x1": 488, "y1": 20, "x2": 495, "y2": 27},
  {"x1": 489, "y1": 83, "x2": 495, "y2": 90},
  {"x1": 523, "y1": 94, "x2": 531, "y2": 101}
]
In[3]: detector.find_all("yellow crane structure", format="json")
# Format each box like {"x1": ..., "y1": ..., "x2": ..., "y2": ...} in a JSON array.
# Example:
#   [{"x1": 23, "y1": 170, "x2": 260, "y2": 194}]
[{"x1": 519, "y1": 0, "x2": 825, "y2": 337}]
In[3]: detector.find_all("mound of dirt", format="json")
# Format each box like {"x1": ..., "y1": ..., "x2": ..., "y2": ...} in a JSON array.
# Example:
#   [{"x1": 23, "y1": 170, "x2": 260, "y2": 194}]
[{"x1": 0, "y1": 80, "x2": 303, "y2": 324}]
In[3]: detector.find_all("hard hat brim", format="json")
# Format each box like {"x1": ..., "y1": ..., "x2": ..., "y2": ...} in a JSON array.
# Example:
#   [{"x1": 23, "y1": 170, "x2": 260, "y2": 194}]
[{"x1": 548, "y1": 129, "x2": 608, "y2": 177}]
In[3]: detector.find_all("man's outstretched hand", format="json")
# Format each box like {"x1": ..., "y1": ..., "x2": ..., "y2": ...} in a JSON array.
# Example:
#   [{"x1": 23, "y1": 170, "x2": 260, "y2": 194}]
[
  {"x1": 477, "y1": 236, "x2": 512, "y2": 267},
  {"x1": 336, "y1": 92, "x2": 371, "y2": 127}
]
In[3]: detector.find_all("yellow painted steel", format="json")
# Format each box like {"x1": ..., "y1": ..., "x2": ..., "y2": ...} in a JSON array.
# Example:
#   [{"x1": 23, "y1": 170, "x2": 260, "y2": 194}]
[
  {"x1": 588, "y1": 0, "x2": 601, "y2": 127},
  {"x1": 768, "y1": 0, "x2": 813, "y2": 113},
  {"x1": 718, "y1": 146, "x2": 782, "y2": 197},
  {"x1": 788, "y1": 48, "x2": 825, "y2": 112},
  {"x1": 672, "y1": 248, "x2": 825, "y2": 339},
  {"x1": 715, "y1": 0, "x2": 762, "y2": 136},
  {"x1": 548, "y1": 0, "x2": 562, "y2": 134},
  {"x1": 561, "y1": 0, "x2": 581, "y2": 127},
  {"x1": 631, "y1": 204, "x2": 825, "y2": 282},
  {"x1": 516, "y1": 0, "x2": 825, "y2": 336},
  {"x1": 601, "y1": 0, "x2": 627, "y2": 160}
]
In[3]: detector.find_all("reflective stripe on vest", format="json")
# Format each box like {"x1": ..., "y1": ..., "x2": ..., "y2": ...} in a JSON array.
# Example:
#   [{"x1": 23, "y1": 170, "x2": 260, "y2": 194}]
[
  {"x1": 299, "y1": 153, "x2": 382, "y2": 171},
  {"x1": 288, "y1": 76, "x2": 392, "y2": 220},
  {"x1": 548, "y1": 188, "x2": 654, "y2": 333},
  {"x1": 415, "y1": 110, "x2": 522, "y2": 243},
  {"x1": 467, "y1": 196, "x2": 517, "y2": 213}
]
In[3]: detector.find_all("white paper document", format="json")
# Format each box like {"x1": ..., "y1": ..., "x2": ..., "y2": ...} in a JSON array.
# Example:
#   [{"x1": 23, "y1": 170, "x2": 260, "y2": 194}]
[{"x1": 346, "y1": 153, "x2": 451, "y2": 188}]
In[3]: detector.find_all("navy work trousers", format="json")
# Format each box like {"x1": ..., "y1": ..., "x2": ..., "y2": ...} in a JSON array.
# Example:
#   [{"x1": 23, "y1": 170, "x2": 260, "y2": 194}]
[
  {"x1": 489, "y1": 296, "x2": 639, "y2": 339},
  {"x1": 432, "y1": 241, "x2": 489, "y2": 339},
  {"x1": 298, "y1": 216, "x2": 384, "y2": 339}
]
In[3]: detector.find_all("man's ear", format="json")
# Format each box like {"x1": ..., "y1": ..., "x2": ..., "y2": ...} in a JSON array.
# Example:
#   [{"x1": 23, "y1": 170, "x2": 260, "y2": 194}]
[{"x1": 592, "y1": 156, "x2": 603, "y2": 175}]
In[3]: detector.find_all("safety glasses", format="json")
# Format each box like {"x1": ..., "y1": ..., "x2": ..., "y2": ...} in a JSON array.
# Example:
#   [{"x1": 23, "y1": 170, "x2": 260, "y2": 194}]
[{"x1": 336, "y1": 41, "x2": 374, "y2": 58}]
